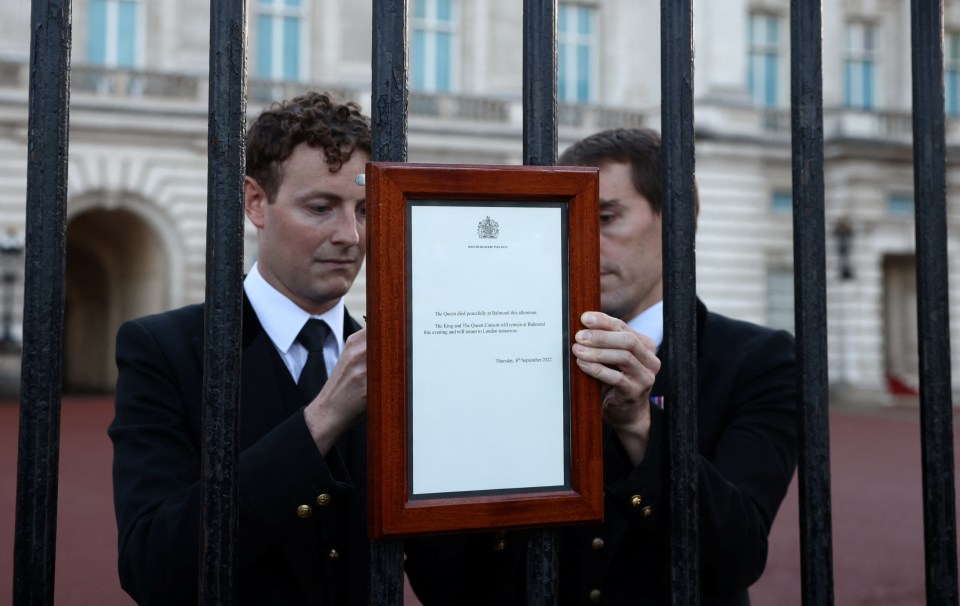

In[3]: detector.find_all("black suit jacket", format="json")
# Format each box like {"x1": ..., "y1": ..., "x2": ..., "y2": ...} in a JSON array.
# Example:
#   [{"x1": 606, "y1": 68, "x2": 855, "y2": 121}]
[
  {"x1": 110, "y1": 297, "x2": 366, "y2": 605},
  {"x1": 405, "y1": 300, "x2": 798, "y2": 605}
]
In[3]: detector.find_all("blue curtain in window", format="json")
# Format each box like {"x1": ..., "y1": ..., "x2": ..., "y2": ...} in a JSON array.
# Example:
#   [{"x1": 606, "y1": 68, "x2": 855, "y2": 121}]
[
  {"x1": 412, "y1": 29, "x2": 427, "y2": 90},
  {"x1": 747, "y1": 15, "x2": 779, "y2": 108},
  {"x1": 117, "y1": 0, "x2": 137, "y2": 67},
  {"x1": 946, "y1": 36, "x2": 959, "y2": 116},
  {"x1": 256, "y1": 13, "x2": 273, "y2": 78},
  {"x1": 558, "y1": 4, "x2": 593, "y2": 103},
  {"x1": 558, "y1": 6, "x2": 568, "y2": 99},
  {"x1": 283, "y1": 16, "x2": 300, "y2": 80},
  {"x1": 436, "y1": 31, "x2": 451, "y2": 92},
  {"x1": 437, "y1": 0, "x2": 450, "y2": 21},
  {"x1": 410, "y1": 0, "x2": 455, "y2": 93},
  {"x1": 88, "y1": 0, "x2": 107, "y2": 64}
]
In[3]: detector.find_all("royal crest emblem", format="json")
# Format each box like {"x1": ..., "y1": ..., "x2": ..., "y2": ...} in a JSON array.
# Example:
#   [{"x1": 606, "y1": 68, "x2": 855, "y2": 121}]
[{"x1": 477, "y1": 216, "x2": 500, "y2": 239}]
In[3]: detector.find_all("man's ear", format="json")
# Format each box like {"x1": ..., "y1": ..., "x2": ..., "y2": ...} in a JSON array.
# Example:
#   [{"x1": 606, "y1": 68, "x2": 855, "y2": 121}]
[{"x1": 244, "y1": 176, "x2": 268, "y2": 228}]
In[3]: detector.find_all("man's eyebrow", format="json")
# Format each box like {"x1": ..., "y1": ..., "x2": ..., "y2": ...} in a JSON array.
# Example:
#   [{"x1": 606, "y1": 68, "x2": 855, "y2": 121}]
[
  {"x1": 599, "y1": 198, "x2": 620, "y2": 209},
  {"x1": 293, "y1": 189, "x2": 343, "y2": 203}
]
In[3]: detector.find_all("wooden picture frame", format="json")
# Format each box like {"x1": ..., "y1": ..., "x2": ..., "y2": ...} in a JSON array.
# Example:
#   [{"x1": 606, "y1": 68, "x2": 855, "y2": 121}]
[{"x1": 366, "y1": 162, "x2": 602, "y2": 539}]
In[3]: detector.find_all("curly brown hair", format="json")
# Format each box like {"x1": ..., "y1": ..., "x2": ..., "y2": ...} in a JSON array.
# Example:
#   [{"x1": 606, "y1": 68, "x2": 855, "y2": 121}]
[{"x1": 246, "y1": 91, "x2": 372, "y2": 201}]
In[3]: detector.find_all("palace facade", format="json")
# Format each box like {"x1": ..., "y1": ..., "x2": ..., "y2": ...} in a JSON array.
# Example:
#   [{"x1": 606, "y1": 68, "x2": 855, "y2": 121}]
[{"x1": 0, "y1": 0, "x2": 957, "y2": 400}]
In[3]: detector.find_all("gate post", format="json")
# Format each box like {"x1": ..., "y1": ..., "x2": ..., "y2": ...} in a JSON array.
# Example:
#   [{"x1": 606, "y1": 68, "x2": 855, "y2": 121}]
[
  {"x1": 198, "y1": 0, "x2": 248, "y2": 603},
  {"x1": 660, "y1": 1, "x2": 700, "y2": 604},
  {"x1": 13, "y1": 0, "x2": 72, "y2": 604},
  {"x1": 789, "y1": 2, "x2": 836, "y2": 605},
  {"x1": 909, "y1": 2, "x2": 959, "y2": 604},
  {"x1": 370, "y1": 0, "x2": 408, "y2": 603},
  {"x1": 522, "y1": 0, "x2": 560, "y2": 603}
]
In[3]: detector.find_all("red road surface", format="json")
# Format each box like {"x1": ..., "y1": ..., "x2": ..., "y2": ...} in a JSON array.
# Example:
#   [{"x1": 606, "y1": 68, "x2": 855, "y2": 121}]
[{"x1": 0, "y1": 397, "x2": 954, "y2": 605}]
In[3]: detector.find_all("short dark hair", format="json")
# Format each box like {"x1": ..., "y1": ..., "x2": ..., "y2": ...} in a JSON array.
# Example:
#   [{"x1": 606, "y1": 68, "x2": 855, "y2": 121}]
[
  {"x1": 246, "y1": 91, "x2": 372, "y2": 201},
  {"x1": 559, "y1": 127, "x2": 699, "y2": 216}
]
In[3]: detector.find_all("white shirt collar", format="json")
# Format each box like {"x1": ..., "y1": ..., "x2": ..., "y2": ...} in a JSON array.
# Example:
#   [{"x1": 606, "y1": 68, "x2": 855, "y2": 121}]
[
  {"x1": 626, "y1": 300, "x2": 664, "y2": 350},
  {"x1": 243, "y1": 262, "x2": 345, "y2": 355}
]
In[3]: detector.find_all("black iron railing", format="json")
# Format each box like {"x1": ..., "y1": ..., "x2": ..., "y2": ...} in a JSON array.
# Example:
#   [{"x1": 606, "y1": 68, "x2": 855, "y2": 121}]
[
  {"x1": 11, "y1": 1, "x2": 958, "y2": 606},
  {"x1": 789, "y1": 3, "x2": 835, "y2": 605},
  {"x1": 199, "y1": 0, "x2": 247, "y2": 604},
  {"x1": 13, "y1": 0, "x2": 72, "y2": 603},
  {"x1": 911, "y1": 3, "x2": 958, "y2": 606},
  {"x1": 660, "y1": 1, "x2": 700, "y2": 604}
]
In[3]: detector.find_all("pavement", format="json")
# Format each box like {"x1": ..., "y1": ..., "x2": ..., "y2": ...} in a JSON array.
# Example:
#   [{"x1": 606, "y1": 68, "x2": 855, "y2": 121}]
[
  {"x1": 0, "y1": 395, "x2": 954, "y2": 605},
  {"x1": 753, "y1": 400, "x2": 944, "y2": 605}
]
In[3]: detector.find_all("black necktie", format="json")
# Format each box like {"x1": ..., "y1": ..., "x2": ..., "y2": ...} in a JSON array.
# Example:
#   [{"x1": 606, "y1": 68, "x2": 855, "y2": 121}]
[{"x1": 297, "y1": 319, "x2": 330, "y2": 401}]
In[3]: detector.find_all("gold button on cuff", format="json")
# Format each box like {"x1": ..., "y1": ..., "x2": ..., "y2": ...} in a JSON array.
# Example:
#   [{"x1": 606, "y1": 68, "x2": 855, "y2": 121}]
[
  {"x1": 630, "y1": 495, "x2": 643, "y2": 507},
  {"x1": 296, "y1": 504, "x2": 312, "y2": 519},
  {"x1": 641, "y1": 506, "x2": 653, "y2": 518},
  {"x1": 328, "y1": 549, "x2": 340, "y2": 561},
  {"x1": 591, "y1": 537, "x2": 605, "y2": 551},
  {"x1": 493, "y1": 539, "x2": 507, "y2": 552},
  {"x1": 589, "y1": 588, "x2": 602, "y2": 602},
  {"x1": 316, "y1": 493, "x2": 332, "y2": 507}
]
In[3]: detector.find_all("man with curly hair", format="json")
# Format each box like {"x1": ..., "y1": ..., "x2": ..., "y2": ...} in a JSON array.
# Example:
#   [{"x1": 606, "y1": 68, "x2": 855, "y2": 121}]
[{"x1": 110, "y1": 91, "x2": 374, "y2": 605}]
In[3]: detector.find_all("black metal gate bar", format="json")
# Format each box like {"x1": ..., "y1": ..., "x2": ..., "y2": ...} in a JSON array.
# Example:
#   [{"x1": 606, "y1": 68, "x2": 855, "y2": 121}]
[
  {"x1": 522, "y1": 0, "x2": 558, "y2": 167},
  {"x1": 198, "y1": 0, "x2": 247, "y2": 603},
  {"x1": 659, "y1": 2, "x2": 699, "y2": 604},
  {"x1": 525, "y1": 530, "x2": 560, "y2": 605},
  {"x1": 369, "y1": 540, "x2": 404, "y2": 605},
  {"x1": 12, "y1": 0, "x2": 72, "y2": 604},
  {"x1": 369, "y1": 0, "x2": 408, "y2": 603},
  {"x1": 788, "y1": 2, "x2": 835, "y2": 605},
  {"x1": 522, "y1": 0, "x2": 560, "y2": 602},
  {"x1": 371, "y1": 0, "x2": 409, "y2": 165},
  {"x1": 909, "y1": 3, "x2": 960, "y2": 605}
]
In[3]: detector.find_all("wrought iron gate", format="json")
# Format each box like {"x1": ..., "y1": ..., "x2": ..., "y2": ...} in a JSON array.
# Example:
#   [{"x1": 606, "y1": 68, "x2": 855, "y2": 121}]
[{"x1": 12, "y1": 1, "x2": 958, "y2": 605}]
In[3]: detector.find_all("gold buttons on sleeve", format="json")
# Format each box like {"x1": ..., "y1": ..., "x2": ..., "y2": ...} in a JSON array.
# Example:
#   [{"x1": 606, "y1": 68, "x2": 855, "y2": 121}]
[
  {"x1": 589, "y1": 588, "x2": 602, "y2": 602},
  {"x1": 641, "y1": 506, "x2": 653, "y2": 518},
  {"x1": 328, "y1": 549, "x2": 340, "y2": 561},
  {"x1": 630, "y1": 495, "x2": 643, "y2": 507},
  {"x1": 316, "y1": 493, "x2": 332, "y2": 507},
  {"x1": 591, "y1": 537, "x2": 605, "y2": 551},
  {"x1": 492, "y1": 539, "x2": 507, "y2": 552},
  {"x1": 296, "y1": 504, "x2": 313, "y2": 519}
]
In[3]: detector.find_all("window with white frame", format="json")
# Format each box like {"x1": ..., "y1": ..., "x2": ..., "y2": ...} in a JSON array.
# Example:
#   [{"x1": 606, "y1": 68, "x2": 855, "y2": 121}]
[
  {"x1": 946, "y1": 32, "x2": 960, "y2": 116},
  {"x1": 845, "y1": 21, "x2": 878, "y2": 110},
  {"x1": 411, "y1": 0, "x2": 458, "y2": 93},
  {"x1": 766, "y1": 267, "x2": 794, "y2": 334},
  {"x1": 558, "y1": 3, "x2": 597, "y2": 103},
  {"x1": 254, "y1": 0, "x2": 306, "y2": 81},
  {"x1": 747, "y1": 13, "x2": 785, "y2": 108},
  {"x1": 888, "y1": 193, "x2": 914, "y2": 217},
  {"x1": 87, "y1": 0, "x2": 140, "y2": 67},
  {"x1": 770, "y1": 190, "x2": 792, "y2": 215}
]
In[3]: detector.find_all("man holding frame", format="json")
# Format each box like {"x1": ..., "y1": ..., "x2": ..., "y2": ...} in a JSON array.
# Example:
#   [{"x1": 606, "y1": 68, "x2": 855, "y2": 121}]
[{"x1": 405, "y1": 128, "x2": 798, "y2": 605}]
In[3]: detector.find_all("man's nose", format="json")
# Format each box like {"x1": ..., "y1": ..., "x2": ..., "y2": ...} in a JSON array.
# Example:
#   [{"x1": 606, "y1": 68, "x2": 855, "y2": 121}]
[{"x1": 330, "y1": 210, "x2": 360, "y2": 246}]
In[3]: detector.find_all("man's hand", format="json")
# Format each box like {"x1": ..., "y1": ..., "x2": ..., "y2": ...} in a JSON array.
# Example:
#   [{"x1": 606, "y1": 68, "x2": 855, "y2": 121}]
[
  {"x1": 303, "y1": 328, "x2": 367, "y2": 455},
  {"x1": 572, "y1": 312, "x2": 660, "y2": 465}
]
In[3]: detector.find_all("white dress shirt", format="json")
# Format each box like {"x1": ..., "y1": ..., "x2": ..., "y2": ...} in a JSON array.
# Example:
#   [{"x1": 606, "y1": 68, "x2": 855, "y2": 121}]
[
  {"x1": 244, "y1": 262, "x2": 346, "y2": 383},
  {"x1": 626, "y1": 300, "x2": 664, "y2": 350}
]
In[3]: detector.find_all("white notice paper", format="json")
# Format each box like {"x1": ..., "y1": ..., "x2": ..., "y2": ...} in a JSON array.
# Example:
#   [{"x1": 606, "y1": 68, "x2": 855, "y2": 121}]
[{"x1": 410, "y1": 203, "x2": 568, "y2": 496}]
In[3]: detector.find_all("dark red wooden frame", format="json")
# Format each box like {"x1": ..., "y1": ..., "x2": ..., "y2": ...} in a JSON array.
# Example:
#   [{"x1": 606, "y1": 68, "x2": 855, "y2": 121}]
[{"x1": 366, "y1": 162, "x2": 602, "y2": 539}]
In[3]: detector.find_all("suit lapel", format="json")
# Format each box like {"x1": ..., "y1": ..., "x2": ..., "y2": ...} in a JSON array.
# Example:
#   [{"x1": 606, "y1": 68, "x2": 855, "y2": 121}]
[
  {"x1": 343, "y1": 309, "x2": 361, "y2": 339},
  {"x1": 189, "y1": 300, "x2": 365, "y2": 445},
  {"x1": 240, "y1": 296, "x2": 306, "y2": 443}
]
